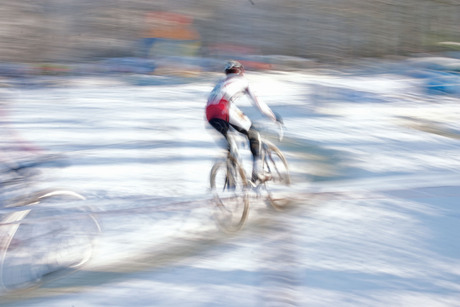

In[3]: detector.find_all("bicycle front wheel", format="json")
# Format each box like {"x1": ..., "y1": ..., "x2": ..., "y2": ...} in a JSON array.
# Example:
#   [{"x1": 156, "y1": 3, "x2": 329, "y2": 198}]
[
  {"x1": 0, "y1": 190, "x2": 101, "y2": 290},
  {"x1": 263, "y1": 141, "x2": 291, "y2": 210},
  {"x1": 210, "y1": 159, "x2": 249, "y2": 232}
]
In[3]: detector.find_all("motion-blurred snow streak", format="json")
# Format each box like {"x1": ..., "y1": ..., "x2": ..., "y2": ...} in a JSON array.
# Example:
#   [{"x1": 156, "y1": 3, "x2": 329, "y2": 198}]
[{"x1": 0, "y1": 65, "x2": 460, "y2": 306}]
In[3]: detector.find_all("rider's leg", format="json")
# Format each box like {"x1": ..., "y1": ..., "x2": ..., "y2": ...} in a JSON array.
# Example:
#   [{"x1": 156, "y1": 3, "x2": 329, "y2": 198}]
[
  {"x1": 209, "y1": 118, "x2": 229, "y2": 138},
  {"x1": 209, "y1": 118, "x2": 232, "y2": 152},
  {"x1": 231, "y1": 125, "x2": 268, "y2": 182},
  {"x1": 209, "y1": 118, "x2": 229, "y2": 137},
  {"x1": 247, "y1": 127, "x2": 264, "y2": 180},
  {"x1": 228, "y1": 109, "x2": 266, "y2": 182}
]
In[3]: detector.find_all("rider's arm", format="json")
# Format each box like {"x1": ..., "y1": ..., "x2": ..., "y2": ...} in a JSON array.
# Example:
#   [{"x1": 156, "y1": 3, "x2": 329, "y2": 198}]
[{"x1": 246, "y1": 86, "x2": 277, "y2": 122}]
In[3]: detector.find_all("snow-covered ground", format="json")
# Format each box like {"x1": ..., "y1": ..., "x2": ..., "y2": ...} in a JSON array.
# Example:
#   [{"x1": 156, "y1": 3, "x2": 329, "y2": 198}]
[{"x1": 1, "y1": 61, "x2": 460, "y2": 306}]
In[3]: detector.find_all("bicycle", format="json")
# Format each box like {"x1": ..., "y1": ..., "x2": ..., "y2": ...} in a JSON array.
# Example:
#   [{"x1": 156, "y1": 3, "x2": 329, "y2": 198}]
[
  {"x1": 0, "y1": 159, "x2": 101, "y2": 291},
  {"x1": 210, "y1": 126, "x2": 290, "y2": 231}
]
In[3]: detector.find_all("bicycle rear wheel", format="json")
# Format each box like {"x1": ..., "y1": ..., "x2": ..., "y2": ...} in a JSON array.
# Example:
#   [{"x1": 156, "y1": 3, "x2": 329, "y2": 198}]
[
  {"x1": 263, "y1": 141, "x2": 291, "y2": 210},
  {"x1": 210, "y1": 159, "x2": 249, "y2": 232},
  {"x1": 0, "y1": 190, "x2": 101, "y2": 290}
]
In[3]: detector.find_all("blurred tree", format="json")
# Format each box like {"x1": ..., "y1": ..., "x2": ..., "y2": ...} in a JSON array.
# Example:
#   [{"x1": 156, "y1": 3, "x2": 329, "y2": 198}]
[{"x1": 0, "y1": 0, "x2": 458, "y2": 63}]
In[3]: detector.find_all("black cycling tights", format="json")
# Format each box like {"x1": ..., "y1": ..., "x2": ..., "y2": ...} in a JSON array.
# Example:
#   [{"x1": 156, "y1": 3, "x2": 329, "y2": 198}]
[{"x1": 209, "y1": 118, "x2": 261, "y2": 158}]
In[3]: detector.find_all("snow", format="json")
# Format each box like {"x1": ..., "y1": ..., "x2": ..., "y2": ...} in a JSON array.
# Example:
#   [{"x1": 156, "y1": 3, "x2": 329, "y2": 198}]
[{"x1": 1, "y1": 60, "x2": 460, "y2": 306}]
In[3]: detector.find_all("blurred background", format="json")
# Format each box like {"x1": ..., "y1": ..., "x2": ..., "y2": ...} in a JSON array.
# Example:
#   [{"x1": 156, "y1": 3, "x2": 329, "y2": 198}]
[
  {"x1": 1, "y1": 1, "x2": 460, "y2": 306},
  {"x1": 0, "y1": 0, "x2": 459, "y2": 69}
]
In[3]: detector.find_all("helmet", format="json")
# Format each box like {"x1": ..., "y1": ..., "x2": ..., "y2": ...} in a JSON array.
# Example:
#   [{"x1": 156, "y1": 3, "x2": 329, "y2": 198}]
[{"x1": 224, "y1": 60, "x2": 244, "y2": 75}]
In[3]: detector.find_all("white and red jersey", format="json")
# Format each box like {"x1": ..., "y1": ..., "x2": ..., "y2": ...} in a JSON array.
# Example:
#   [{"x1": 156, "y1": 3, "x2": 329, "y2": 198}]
[{"x1": 206, "y1": 73, "x2": 276, "y2": 131}]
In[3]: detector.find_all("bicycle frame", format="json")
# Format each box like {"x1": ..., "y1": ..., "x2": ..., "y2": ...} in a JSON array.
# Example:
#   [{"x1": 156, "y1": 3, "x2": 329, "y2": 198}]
[{"x1": 223, "y1": 129, "x2": 289, "y2": 192}]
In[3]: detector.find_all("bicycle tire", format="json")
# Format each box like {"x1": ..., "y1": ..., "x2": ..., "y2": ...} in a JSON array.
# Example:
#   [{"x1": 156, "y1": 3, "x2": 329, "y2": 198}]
[
  {"x1": 263, "y1": 141, "x2": 291, "y2": 210},
  {"x1": 210, "y1": 157, "x2": 249, "y2": 232},
  {"x1": 0, "y1": 190, "x2": 101, "y2": 290}
]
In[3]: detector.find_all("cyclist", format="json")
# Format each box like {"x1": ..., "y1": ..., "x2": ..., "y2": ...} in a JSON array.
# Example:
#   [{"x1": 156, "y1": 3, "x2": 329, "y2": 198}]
[{"x1": 206, "y1": 60, "x2": 282, "y2": 183}]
